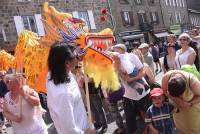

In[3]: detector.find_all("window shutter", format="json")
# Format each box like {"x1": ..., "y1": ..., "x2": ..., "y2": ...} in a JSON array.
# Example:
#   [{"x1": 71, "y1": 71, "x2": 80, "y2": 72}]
[
  {"x1": 87, "y1": 10, "x2": 96, "y2": 29},
  {"x1": 34, "y1": 14, "x2": 45, "y2": 36},
  {"x1": 14, "y1": 16, "x2": 24, "y2": 36},
  {"x1": 155, "y1": 12, "x2": 159, "y2": 24},
  {"x1": 129, "y1": 11, "x2": 134, "y2": 26},
  {"x1": 72, "y1": 11, "x2": 79, "y2": 18},
  {"x1": 121, "y1": 11, "x2": 126, "y2": 26}
]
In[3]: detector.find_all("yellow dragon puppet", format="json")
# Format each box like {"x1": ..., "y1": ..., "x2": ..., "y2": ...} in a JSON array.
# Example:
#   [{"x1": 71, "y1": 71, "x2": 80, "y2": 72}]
[{"x1": 0, "y1": 2, "x2": 120, "y2": 93}]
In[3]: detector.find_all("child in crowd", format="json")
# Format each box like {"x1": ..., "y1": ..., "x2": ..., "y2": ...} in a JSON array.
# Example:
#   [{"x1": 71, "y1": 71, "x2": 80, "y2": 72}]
[{"x1": 145, "y1": 88, "x2": 177, "y2": 134}]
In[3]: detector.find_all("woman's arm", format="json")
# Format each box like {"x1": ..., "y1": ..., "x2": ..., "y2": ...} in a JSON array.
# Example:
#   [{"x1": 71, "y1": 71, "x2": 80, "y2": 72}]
[
  {"x1": 189, "y1": 75, "x2": 200, "y2": 105},
  {"x1": 187, "y1": 52, "x2": 196, "y2": 65},
  {"x1": 19, "y1": 86, "x2": 40, "y2": 106},
  {"x1": 3, "y1": 101, "x2": 22, "y2": 123},
  {"x1": 144, "y1": 65, "x2": 155, "y2": 84}
]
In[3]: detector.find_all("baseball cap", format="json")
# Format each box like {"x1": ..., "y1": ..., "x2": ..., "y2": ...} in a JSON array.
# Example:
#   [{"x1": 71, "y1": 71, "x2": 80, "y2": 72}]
[
  {"x1": 113, "y1": 44, "x2": 127, "y2": 52},
  {"x1": 150, "y1": 88, "x2": 164, "y2": 97},
  {"x1": 138, "y1": 43, "x2": 149, "y2": 49}
]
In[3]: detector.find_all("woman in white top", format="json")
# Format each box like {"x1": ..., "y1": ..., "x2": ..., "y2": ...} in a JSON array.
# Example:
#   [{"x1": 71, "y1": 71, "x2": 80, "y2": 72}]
[
  {"x1": 46, "y1": 43, "x2": 95, "y2": 134},
  {"x1": 175, "y1": 33, "x2": 196, "y2": 69},
  {"x1": 3, "y1": 73, "x2": 47, "y2": 134}
]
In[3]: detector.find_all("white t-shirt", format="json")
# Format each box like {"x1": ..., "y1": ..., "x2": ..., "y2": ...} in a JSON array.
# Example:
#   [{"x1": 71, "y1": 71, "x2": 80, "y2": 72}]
[
  {"x1": 119, "y1": 53, "x2": 150, "y2": 100},
  {"x1": 175, "y1": 47, "x2": 196, "y2": 69},
  {"x1": 46, "y1": 72, "x2": 92, "y2": 134}
]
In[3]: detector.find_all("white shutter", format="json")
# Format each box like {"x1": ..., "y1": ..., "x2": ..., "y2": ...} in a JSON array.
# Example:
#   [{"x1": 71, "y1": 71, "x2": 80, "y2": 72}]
[
  {"x1": 34, "y1": 14, "x2": 45, "y2": 36},
  {"x1": 1, "y1": 25, "x2": 7, "y2": 42},
  {"x1": 14, "y1": 16, "x2": 24, "y2": 36},
  {"x1": 87, "y1": 10, "x2": 96, "y2": 30},
  {"x1": 72, "y1": 11, "x2": 79, "y2": 18}
]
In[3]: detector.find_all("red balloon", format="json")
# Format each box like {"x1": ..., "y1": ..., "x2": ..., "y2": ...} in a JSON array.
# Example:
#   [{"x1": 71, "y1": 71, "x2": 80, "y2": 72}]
[{"x1": 101, "y1": 8, "x2": 108, "y2": 14}]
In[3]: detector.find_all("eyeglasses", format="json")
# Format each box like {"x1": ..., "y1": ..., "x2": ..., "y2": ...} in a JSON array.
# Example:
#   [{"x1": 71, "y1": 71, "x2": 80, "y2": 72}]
[
  {"x1": 179, "y1": 38, "x2": 188, "y2": 41},
  {"x1": 75, "y1": 66, "x2": 81, "y2": 69},
  {"x1": 166, "y1": 45, "x2": 175, "y2": 48}
]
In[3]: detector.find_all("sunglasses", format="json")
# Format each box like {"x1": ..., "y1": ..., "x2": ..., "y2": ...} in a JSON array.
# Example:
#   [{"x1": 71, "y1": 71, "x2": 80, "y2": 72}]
[
  {"x1": 179, "y1": 38, "x2": 188, "y2": 41},
  {"x1": 166, "y1": 45, "x2": 175, "y2": 48},
  {"x1": 75, "y1": 66, "x2": 81, "y2": 69}
]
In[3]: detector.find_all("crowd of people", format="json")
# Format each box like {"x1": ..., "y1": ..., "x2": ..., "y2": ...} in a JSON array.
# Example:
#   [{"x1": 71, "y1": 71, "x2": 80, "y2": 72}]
[{"x1": 0, "y1": 29, "x2": 200, "y2": 134}]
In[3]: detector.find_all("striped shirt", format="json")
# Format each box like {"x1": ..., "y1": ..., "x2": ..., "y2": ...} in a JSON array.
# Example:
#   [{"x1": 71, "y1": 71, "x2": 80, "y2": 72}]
[{"x1": 145, "y1": 102, "x2": 174, "y2": 134}]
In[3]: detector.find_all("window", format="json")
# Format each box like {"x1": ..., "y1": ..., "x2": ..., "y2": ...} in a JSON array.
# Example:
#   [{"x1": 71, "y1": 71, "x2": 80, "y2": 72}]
[
  {"x1": 72, "y1": 10, "x2": 96, "y2": 30},
  {"x1": 181, "y1": 0, "x2": 185, "y2": 7},
  {"x1": 14, "y1": 14, "x2": 45, "y2": 36},
  {"x1": 78, "y1": 11, "x2": 91, "y2": 29},
  {"x1": 175, "y1": 0, "x2": 179, "y2": 6},
  {"x1": 119, "y1": 0, "x2": 129, "y2": 4},
  {"x1": 149, "y1": 0, "x2": 155, "y2": 4},
  {"x1": 121, "y1": 11, "x2": 134, "y2": 26},
  {"x1": 135, "y1": 0, "x2": 142, "y2": 5},
  {"x1": 165, "y1": 0, "x2": 169, "y2": 5},
  {"x1": 18, "y1": 0, "x2": 30, "y2": 1},
  {"x1": 150, "y1": 12, "x2": 159, "y2": 24},
  {"x1": 169, "y1": 0, "x2": 172, "y2": 6},
  {"x1": 179, "y1": 0, "x2": 182, "y2": 7},
  {"x1": 22, "y1": 16, "x2": 38, "y2": 33},
  {"x1": 138, "y1": 13, "x2": 147, "y2": 23},
  {"x1": 0, "y1": 24, "x2": 7, "y2": 42},
  {"x1": 172, "y1": 0, "x2": 176, "y2": 6},
  {"x1": 168, "y1": 12, "x2": 173, "y2": 24},
  {"x1": 175, "y1": 12, "x2": 181, "y2": 23}
]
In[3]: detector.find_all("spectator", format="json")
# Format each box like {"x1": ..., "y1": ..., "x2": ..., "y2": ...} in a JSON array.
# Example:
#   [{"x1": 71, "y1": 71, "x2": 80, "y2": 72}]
[
  {"x1": 162, "y1": 44, "x2": 176, "y2": 73},
  {"x1": 175, "y1": 33, "x2": 196, "y2": 69},
  {"x1": 145, "y1": 88, "x2": 176, "y2": 134},
  {"x1": 138, "y1": 43, "x2": 154, "y2": 73},
  {"x1": 162, "y1": 70, "x2": 200, "y2": 133},
  {"x1": 149, "y1": 43, "x2": 162, "y2": 73},
  {"x1": 0, "y1": 71, "x2": 8, "y2": 132},
  {"x1": 46, "y1": 43, "x2": 95, "y2": 134},
  {"x1": 113, "y1": 44, "x2": 151, "y2": 134},
  {"x1": 3, "y1": 73, "x2": 47, "y2": 134}
]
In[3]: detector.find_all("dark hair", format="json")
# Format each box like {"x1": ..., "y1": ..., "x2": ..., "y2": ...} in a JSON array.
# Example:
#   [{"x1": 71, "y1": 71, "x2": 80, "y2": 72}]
[
  {"x1": 48, "y1": 42, "x2": 75, "y2": 85},
  {"x1": 168, "y1": 77, "x2": 186, "y2": 97}
]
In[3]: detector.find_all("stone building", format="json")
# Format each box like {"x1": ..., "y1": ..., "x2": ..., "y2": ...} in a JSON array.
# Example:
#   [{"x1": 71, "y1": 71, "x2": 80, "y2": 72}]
[
  {"x1": 109, "y1": 0, "x2": 167, "y2": 49},
  {"x1": 0, "y1": 0, "x2": 111, "y2": 52},
  {"x1": 160, "y1": 0, "x2": 189, "y2": 35},
  {"x1": 186, "y1": 0, "x2": 200, "y2": 29}
]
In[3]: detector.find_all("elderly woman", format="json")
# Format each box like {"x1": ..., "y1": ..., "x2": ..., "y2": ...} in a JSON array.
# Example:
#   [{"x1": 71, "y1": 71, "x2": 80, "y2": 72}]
[
  {"x1": 3, "y1": 73, "x2": 47, "y2": 134},
  {"x1": 46, "y1": 43, "x2": 95, "y2": 134},
  {"x1": 175, "y1": 33, "x2": 196, "y2": 69},
  {"x1": 162, "y1": 70, "x2": 200, "y2": 134}
]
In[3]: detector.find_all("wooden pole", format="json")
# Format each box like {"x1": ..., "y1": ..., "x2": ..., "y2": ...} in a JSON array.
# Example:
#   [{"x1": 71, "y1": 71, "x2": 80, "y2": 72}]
[{"x1": 84, "y1": 74, "x2": 92, "y2": 123}]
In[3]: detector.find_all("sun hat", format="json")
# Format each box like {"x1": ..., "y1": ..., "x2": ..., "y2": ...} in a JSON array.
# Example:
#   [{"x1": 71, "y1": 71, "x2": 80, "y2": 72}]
[
  {"x1": 138, "y1": 43, "x2": 149, "y2": 49},
  {"x1": 113, "y1": 44, "x2": 127, "y2": 52},
  {"x1": 150, "y1": 88, "x2": 164, "y2": 97}
]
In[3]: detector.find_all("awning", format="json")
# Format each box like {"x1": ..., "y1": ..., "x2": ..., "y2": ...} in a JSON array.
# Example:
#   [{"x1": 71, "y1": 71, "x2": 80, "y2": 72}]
[
  {"x1": 169, "y1": 25, "x2": 181, "y2": 35},
  {"x1": 154, "y1": 32, "x2": 168, "y2": 38},
  {"x1": 122, "y1": 34, "x2": 144, "y2": 41}
]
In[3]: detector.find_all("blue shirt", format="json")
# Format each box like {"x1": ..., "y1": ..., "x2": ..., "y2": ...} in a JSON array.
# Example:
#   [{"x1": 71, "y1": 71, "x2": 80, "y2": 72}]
[{"x1": 145, "y1": 102, "x2": 174, "y2": 134}]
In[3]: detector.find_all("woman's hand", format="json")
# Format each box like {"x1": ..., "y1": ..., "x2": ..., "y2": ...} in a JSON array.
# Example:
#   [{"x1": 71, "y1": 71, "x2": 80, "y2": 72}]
[{"x1": 84, "y1": 128, "x2": 96, "y2": 134}]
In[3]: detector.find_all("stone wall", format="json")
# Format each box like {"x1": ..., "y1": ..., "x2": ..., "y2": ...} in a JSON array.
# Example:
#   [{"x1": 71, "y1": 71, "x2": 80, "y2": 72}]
[{"x1": 0, "y1": 0, "x2": 112, "y2": 51}]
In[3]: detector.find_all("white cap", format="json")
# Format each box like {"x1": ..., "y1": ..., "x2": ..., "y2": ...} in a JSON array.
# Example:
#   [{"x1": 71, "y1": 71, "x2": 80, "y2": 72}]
[
  {"x1": 138, "y1": 43, "x2": 149, "y2": 49},
  {"x1": 113, "y1": 44, "x2": 127, "y2": 52}
]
